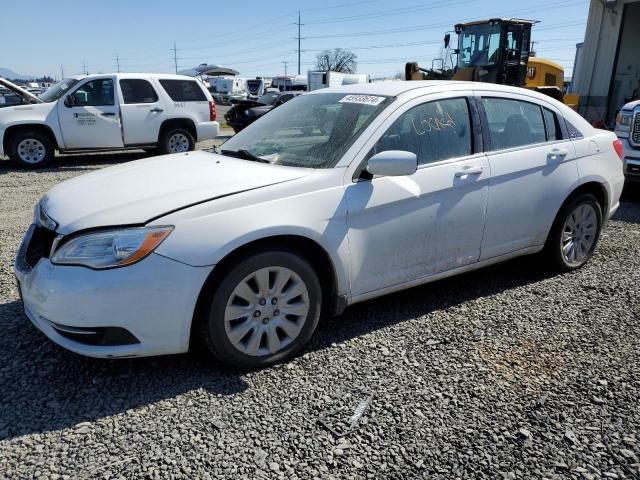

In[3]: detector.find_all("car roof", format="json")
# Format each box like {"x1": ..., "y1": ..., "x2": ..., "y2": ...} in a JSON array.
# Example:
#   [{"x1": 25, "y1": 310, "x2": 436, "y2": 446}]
[
  {"x1": 308, "y1": 80, "x2": 462, "y2": 97},
  {"x1": 308, "y1": 80, "x2": 596, "y2": 136},
  {"x1": 67, "y1": 73, "x2": 200, "y2": 81},
  {"x1": 309, "y1": 80, "x2": 571, "y2": 98}
]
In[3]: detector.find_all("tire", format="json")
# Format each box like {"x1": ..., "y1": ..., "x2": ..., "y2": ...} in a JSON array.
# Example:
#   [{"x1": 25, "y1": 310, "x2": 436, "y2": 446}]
[
  {"x1": 199, "y1": 250, "x2": 322, "y2": 369},
  {"x1": 544, "y1": 193, "x2": 603, "y2": 272},
  {"x1": 8, "y1": 130, "x2": 55, "y2": 168},
  {"x1": 159, "y1": 127, "x2": 195, "y2": 155}
]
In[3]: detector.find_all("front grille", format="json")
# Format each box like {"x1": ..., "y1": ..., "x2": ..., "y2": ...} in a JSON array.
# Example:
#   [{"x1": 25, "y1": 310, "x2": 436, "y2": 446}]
[
  {"x1": 632, "y1": 111, "x2": 640, "y2": 146},
  {"x1": 25, "y1": 225, "x2": 57, "y2": 268}
]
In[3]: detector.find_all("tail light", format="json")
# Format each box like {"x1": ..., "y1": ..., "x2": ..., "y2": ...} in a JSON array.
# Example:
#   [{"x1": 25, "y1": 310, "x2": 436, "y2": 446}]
[
  {"x1": 613, "y1": 139, "x2": 624, "y2": 161},
  {"x1": 209, "y1": 101, "x2": 217, "y2": 122}
]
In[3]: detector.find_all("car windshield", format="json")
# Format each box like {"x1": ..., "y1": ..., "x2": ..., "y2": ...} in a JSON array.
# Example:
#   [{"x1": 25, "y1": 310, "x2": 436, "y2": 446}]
[
  {"x1": 221, "y1": 92, "x2": 392, "y2": 169},
  {"x1": 257, "y1": 93, "x2": 278, "y2": 105},
  {"x1": 39, "y1": 78, "x2": 80, "y2": 102}
]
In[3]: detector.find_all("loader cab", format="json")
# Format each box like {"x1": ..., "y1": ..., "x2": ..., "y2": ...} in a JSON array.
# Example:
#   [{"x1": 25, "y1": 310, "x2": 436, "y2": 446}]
[{"x1": 453, "y1": 19, "x2": 534, "y2": 87}]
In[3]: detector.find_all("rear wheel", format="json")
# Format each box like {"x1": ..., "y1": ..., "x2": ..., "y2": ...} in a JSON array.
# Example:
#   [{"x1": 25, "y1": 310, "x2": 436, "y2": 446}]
[
  {"x1": 199, "y1": 250, "x2": 322, "y2": 369},
  {"x1": 8, "y1": 130, "x2": 55, "y2": 168},
  {"x1": 159, "y1": 127, "x2": 195, "y2": 155},
  {"x1": 544, "y1": 193, "x2": 602, "y2": 271}
]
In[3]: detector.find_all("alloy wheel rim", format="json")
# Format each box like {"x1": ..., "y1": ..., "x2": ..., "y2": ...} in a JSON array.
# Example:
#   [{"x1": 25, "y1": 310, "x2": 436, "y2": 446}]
[
  {"x1": 224, "y1": 266, "x2": 310, "y2": 357},
  {"x1": 168, "y1": 133, "x2": 189, "y2": 153},
  {"x1": 561, "y1": 203, "x2": 597, "y2": 265},
  {"x1": 17, "y1": 139, "x2": 46, "y2": 164}
]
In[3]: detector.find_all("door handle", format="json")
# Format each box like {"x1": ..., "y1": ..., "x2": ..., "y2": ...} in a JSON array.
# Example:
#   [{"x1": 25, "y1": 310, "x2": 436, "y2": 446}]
[
  {"x1": 454, "y1": 165, "x2": 484, "y2": 177},
  {"x1": 547, "y1": 147, "x2": 569, "y2": 160},
  {"x1": 101, "y1": 112, "x2": 116, "y2": 117},
  {"x1": 150, "y1": 108, "x2": 164, "y2": 113}
]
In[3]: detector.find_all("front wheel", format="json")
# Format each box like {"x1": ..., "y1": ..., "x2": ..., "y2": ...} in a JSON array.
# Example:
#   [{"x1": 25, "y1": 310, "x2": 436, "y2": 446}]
[
  {"x1": 8, "y1": 130, "x2": 55, "y2": 168},
  {"x1": 159, "y1": 128, "x2": 195, "y2": 155},
  {"x1": 544, "y1": 193, "x2": 602, "y2": 271},
  {"x1": 199, "y1": 250, "x2": 322, "y2": 369}
]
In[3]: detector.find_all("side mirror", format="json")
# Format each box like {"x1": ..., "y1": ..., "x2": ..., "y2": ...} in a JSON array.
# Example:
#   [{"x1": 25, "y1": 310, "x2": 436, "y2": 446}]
[
  {"x1": 444, "y1": 33, "x2": 451, "y2": 49},
  {"x1": 64, "y1": 95, "x2": 75, "y2": 107},
  {"x1": 366, "y1": 150, "x2": 417, "y2": 177}
]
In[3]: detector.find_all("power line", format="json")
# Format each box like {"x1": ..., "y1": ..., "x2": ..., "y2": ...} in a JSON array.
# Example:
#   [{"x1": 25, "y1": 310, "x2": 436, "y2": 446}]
[
  {"x1": 306, "y1": 0, "x2": 472, "y2": 25},
  {"x1": 302, "y1": 0, "x2": 383, "y2": 13},
  {"x1": 303, "y1": 0, "x2": 586, "y2": 39},
  {"x1": 178, "y1": 39, "x2": 294, "y2": 62}
]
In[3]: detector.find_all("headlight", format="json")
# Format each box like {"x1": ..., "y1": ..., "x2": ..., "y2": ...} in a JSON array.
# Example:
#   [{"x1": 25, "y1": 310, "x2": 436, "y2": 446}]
[
  {"x1": 616, "y1": 112, "x2": 632, "y2": 131},
  {"x1": 34, "y1": 203, "x2": 58, "y2": 231},
  {"x1": 51, "y1": 226, "x2": 173, "y2": 269}
]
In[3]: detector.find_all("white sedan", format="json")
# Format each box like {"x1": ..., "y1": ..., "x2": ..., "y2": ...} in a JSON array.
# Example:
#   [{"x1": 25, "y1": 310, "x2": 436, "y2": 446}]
[{"x1": 15, "y1": 81, "x2": 625, "y2": 369}]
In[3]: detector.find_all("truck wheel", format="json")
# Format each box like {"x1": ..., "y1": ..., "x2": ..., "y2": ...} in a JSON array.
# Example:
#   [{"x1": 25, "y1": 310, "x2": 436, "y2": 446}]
[
  {"x1": 198, "y1": 250, "x2": 322, "y2": 369},
  {"x1": 159, "y1": 128, "x2": 195, "y2": 155},
  {"x1": 9, "y1": 130, "x2": 55, "y2": 168}
]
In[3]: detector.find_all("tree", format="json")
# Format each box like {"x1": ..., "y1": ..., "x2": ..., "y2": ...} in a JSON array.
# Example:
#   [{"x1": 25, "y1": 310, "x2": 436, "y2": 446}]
[{"x1": 314, "y1": 48, "x2": 358, "y2": 73}]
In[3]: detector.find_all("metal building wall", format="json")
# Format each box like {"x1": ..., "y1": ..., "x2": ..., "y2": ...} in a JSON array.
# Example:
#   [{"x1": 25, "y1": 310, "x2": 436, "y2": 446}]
[{"x1": 573, "y1": 0, "x2": 639, "y2": 123}]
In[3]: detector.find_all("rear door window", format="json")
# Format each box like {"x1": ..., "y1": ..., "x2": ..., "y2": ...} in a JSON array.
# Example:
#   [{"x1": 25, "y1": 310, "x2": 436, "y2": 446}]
[
  {"x1": 120, "y1": 79, "x2": 158, "y2": 104},
  {"x1": 481, "y1": 97, "x2": 546, "y2": 150},
  {"x1": 159, "y1": 80, "x2": 207, "y2": 101},
  {"x1": 543, "y1": 108, "x2": 562, "y2": 141},
  {"x1": 371, "y1": 97, "x2": 472, "y2": 165}
]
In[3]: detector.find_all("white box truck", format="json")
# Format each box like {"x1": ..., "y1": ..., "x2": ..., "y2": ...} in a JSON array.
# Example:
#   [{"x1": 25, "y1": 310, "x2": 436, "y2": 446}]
[{"x1": 307, "y1": 71, "x2": 370, "y2": 91}]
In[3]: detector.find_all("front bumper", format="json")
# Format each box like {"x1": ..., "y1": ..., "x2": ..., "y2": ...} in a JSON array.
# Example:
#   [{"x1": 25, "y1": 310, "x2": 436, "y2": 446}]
[
  {"x1": 15, "y1": 228, "x2": 213, "y2": 358},
  {"x1": 622, "y1": 137, "x2": 640, "y2": 181}
]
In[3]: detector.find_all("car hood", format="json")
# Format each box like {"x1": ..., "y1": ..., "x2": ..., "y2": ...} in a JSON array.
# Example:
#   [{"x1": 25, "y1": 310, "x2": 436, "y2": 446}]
[
  {"x1": 622, "y1": 100, "x2": 640, "y2": 112},
  {"x1": 0, "y1": 77, "x2": 43, "y2": 103},
  {"x1": 41, "y1": 151, "x2": 311, "y2": 234}
]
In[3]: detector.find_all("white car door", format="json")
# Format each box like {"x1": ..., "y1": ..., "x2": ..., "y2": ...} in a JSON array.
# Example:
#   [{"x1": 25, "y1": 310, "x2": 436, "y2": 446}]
[
  {"x1": 346, "y1": 94, "x2": 490, "y2": 298},
  {"x1": 118, "y1": 78, "x2": 166, "y2": 145},
  {"x1": 477, "y1": 93, "x2": 579, "y2": 260},
  {"x1": 57, "y1": 77, "x2": 124, "y2": 149}
]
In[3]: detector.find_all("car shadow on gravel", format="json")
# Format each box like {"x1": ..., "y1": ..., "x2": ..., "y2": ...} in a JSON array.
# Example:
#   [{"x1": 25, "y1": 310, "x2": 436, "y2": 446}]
[
  {"x1": 0, "y1": 300, "x2": 247, "y2": 440},
  {"x1": 312, "y1": 200, "x2": 640, "y2": 350},
  {"x1": 310, "y1": 254, "x2": 559, "y2": 352}
]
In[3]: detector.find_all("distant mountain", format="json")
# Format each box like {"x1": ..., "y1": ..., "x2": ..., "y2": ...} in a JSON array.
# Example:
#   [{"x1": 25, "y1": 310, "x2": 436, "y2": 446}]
[{"x1": 0, "y1": 67, "x2": 35, "y2": 80}]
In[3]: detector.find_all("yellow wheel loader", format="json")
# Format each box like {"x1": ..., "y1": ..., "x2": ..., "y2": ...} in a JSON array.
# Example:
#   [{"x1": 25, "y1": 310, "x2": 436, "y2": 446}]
[{"x1": 406, "y1": 18, "x2": 572, "y2": 105}]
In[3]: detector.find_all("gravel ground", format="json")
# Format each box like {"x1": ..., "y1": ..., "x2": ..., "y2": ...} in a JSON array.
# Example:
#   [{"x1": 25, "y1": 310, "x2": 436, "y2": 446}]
[{"x1": 0, "y1": 151, "x2": 639, "y2": 480}]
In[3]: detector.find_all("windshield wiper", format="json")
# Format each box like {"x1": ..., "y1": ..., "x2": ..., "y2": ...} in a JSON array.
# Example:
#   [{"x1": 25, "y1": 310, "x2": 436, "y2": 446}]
[{"x1": 220, "y1": 149, "x2": 270, "y2": 163}]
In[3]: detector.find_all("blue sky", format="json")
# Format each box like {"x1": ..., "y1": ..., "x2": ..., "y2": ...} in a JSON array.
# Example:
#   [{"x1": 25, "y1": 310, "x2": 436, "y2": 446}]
[{"x1": 0, "y1": 0, "x2": 589, "y2": 80}]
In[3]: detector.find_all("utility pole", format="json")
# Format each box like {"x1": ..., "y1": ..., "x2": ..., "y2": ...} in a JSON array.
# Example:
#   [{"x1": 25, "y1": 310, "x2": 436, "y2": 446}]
[
  {"x1": 172, "y1": 42, "x2": 178, "y2": 74},
  {"x1": 295, "y1": 11, "x2": 304, "y2": 75},
  {"x1": 60, "y1": 65, "x2": 64, "y2": 79},
  {"x1": 282, "y1": 61, "x2": 289, "y2": 76},
  {"x1": 82, "y1": 61, "x2": 88, "y2": 75},
  {"x1": 116, "y1": 55, "x2": 120, "y2": 73}
]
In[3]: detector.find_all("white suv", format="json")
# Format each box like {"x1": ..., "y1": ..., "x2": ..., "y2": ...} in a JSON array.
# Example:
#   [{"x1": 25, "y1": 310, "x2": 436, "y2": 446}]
[{"x1": 0, "y1": 73, "x2": 219, "y2": 168}]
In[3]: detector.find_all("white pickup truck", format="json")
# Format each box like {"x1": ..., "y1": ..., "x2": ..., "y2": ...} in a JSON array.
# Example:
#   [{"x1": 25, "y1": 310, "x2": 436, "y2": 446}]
[
  {"x1": 615, "y1": 99, "x2": 640, "y2": 182},
  {"x1": 0, "y1": 73, "x2": 219, "y2": 168}
]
